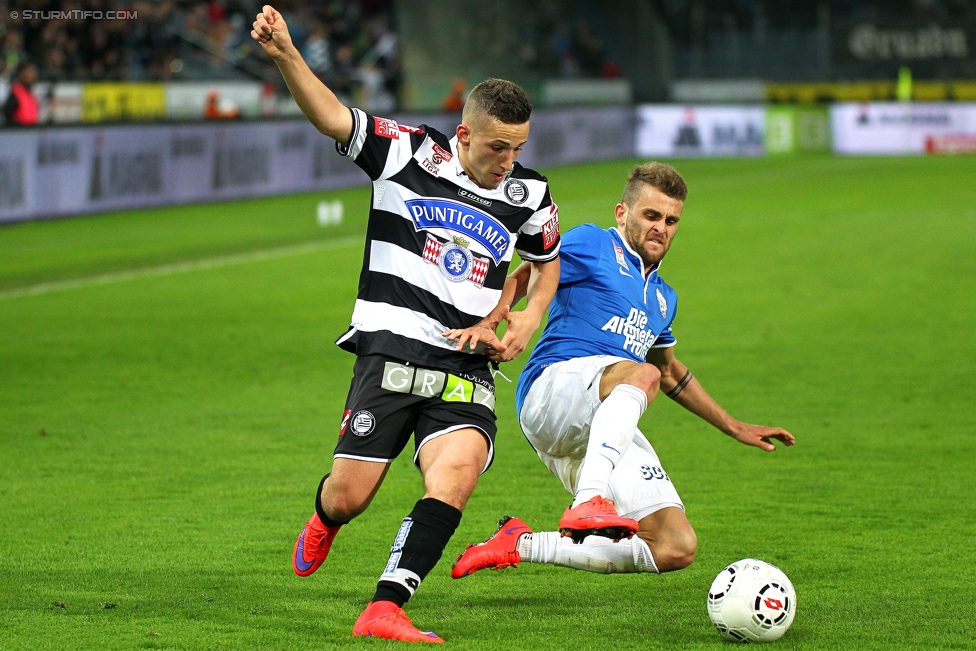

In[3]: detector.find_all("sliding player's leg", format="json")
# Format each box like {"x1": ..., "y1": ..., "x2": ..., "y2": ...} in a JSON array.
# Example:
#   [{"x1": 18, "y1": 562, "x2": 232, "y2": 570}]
[{"x1": 455, "y1": 429, "x2": 695, "y2": 576}]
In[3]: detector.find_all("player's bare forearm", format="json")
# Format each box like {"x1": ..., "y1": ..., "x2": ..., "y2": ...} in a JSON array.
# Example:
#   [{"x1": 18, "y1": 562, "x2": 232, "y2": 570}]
[
  {"x1": 506, "y1": 261, "x2": 533, "y2": 308},
  {"x1": 521, "y1": 258, "x2": 559, "y2": 324},
  {"x1": 251, "y1": 5, "x2": 352, "y2": 143},
  {"x1": 653, "y1": 352, "x2": 733, "y2": 432},
  {"x1": 647, "y1": 347, "x2": 795, "y2": 451}
]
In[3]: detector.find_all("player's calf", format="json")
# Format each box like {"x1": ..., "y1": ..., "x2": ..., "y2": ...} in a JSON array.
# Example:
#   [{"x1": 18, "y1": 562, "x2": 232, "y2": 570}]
[{"x1": 636, "y1": 507, "x2": 697, "y2": 572}]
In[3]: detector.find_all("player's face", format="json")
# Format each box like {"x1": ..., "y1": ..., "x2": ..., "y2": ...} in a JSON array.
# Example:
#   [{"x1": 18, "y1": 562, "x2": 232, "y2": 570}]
[
  {"x1": 456, "y1": 117, "x2": 530, "y2": 190},
  {"x1": 615, "y1": 184, "x2": 683, "y2": 269}
]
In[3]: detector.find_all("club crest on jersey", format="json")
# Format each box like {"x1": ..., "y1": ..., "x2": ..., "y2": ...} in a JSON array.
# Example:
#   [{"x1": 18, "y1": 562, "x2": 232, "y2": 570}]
[
  {"x1": 504, "y1": 178, "x2": 528, "y2": 204},
  {"x1": 656, "y1": 288, "x2": 668, "y2": 318},
  {"x1": 405, "y1": 198, "x2": 510, "y2": 264},
  {"x1": 422, "y1": 234, "x2": 489, "y2": 286}
]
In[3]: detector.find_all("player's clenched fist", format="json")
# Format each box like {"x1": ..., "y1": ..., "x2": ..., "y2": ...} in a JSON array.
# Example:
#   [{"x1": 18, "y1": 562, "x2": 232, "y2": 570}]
[{"x1": 251, "y1": 5, "x2": 293, "y2": 58}]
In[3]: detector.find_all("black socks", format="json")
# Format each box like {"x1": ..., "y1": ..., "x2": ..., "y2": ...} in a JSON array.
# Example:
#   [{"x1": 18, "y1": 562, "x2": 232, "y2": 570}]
[{"x1": 372, "y1": 497, "x2": 463, "y2": 606}]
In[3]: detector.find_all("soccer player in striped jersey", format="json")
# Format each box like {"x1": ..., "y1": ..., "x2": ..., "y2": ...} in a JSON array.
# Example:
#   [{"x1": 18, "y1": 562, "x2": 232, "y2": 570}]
[
  {"x1": 252, "y1": 5, "x2": 560, "y2": 644},
  {"x1": 451, "y1": 163, "x2": 794, "y2": 580}
]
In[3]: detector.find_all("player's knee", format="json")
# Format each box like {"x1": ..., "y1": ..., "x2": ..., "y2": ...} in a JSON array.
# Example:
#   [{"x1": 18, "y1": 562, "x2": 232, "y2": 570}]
[
  {"x1": 656, "y1": 529, "x2": 697, "y2": 572},
  {"x1": 629, "y1": 363, "x2": 661, "y2": 398},
  {"x1": 423, "y1": 460, "x2": 481, "y2": 511}
]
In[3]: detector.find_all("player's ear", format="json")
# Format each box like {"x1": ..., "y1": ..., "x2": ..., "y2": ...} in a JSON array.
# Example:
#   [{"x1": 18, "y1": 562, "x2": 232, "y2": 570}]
[
  {"x1": 456, "y1": 123, "x2": 471, "y2": 146},
  {"x1": 614, "y1": 202, "x2": 627, "y2": 226}
]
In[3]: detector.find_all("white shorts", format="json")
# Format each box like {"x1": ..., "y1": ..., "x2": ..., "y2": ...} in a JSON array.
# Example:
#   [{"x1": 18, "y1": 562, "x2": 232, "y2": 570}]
[{"x1": 519, "y1": 355, "x2": 684, "y2": 522}]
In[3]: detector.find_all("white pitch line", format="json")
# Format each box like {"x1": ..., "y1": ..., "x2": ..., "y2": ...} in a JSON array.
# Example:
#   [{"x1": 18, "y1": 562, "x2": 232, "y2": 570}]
[{"x1": 0, "y1": 236, "x2": 364, "y2": 302}]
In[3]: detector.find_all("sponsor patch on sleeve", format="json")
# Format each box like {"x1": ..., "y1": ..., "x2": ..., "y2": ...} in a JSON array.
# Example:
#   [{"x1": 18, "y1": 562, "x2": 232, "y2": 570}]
[
  {"x1": 373, "y1": 117, "x2": 400, "y2": 139},
  {"x1": 542, "y1": 203, "x2": 560, "y2": 249}
]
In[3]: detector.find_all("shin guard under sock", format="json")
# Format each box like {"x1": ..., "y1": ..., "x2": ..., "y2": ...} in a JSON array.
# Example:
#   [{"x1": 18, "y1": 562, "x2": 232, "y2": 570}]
[{"x1": 372, "y1": 498, "x2": 463, "y2": 606}]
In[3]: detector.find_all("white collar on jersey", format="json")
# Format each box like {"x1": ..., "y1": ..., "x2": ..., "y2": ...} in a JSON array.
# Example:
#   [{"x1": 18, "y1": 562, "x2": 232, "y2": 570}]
[{"x1": 611, "y1": 227, "x2": 662, "y2": 278}]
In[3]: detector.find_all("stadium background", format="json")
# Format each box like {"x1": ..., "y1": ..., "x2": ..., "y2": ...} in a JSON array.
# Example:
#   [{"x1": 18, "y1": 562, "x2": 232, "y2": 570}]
[{"x1": 2, "y1": 1, "x2": 975, "y2": 649}]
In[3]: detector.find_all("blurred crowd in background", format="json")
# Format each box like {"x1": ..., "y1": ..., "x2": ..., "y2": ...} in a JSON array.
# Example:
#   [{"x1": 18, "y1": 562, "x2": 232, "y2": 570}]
[
  {"x1": 0, "y1": 0, "x2": 633, "y2": 117},
  {"x1": 0, "y1": 0, "x2": 401, "y2": 110},
  {"x1": 1, "y1": 0, "x2": 974, "y2": 124}
]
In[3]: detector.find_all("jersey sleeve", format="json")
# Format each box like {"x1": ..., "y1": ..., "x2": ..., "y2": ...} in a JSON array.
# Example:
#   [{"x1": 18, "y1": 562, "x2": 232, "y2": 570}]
[
  {"x1": 557, "y1": 223, "x2": 603, "y2": 284},
  {"x1": 335, "y1": 108, "x2": 420, "y2": 181},
  {"x1": 514, "y1": 188, "x2": 560, "y2": 263},
  {"x1": 651, "y1": 326, "x2": 677, "y2": 348}
]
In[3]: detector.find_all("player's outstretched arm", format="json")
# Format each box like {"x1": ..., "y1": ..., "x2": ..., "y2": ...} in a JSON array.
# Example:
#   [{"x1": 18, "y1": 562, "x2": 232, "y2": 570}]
[
  {"x1": 251, "y1": 5, "x2": 353, "y2": 144},
  {"x1": 646, "y1": 346, "x2": 795, "y2": 451}
]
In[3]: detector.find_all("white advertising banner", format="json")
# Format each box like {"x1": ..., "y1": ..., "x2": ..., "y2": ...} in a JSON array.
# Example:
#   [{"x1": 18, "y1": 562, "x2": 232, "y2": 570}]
[
  {"x1": 831, "y1": 102, "x2": 976, "y2": 155},
  {"x1": 636, "y1": 105, "x2": 766, "y2": 157}
]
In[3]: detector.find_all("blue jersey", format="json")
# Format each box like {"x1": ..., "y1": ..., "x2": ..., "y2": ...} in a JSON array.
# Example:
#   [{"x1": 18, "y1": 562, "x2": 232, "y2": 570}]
[{"x1": 515, "y1": 224, "x2": 678, "y2": 415}]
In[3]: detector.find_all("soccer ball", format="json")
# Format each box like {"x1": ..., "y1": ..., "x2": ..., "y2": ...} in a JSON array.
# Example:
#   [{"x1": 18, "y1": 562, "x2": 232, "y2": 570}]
[{"x1": 707, "y1": 558, "x2": 796, "y2": 642}]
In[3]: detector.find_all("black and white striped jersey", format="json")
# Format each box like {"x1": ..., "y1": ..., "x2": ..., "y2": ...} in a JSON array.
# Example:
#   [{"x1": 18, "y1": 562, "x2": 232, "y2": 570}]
[{"x1": 334, "y1": 108, "x2": 561, "y2": 373}]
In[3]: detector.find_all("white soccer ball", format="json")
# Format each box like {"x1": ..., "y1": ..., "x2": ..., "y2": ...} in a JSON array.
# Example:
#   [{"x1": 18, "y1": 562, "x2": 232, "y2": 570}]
[{"x1": 706, "y1": 558, "x2": 796, "y2": 643}]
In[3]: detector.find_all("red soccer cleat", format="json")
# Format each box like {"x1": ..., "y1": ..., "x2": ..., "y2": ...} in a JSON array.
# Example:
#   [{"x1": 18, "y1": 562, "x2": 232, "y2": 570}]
[
  {"x1": 352, "y1": 600, "x2": 444, "y2": 643},
  {"x1": 451, "y1": 516, "x2": 530, "y2": 578},
  {"x1": 292, "y1": 512, "x2": 341, "y2": 577},
  {"x1": 558, "y1": 496, "x2": 638, "y2": 543}
]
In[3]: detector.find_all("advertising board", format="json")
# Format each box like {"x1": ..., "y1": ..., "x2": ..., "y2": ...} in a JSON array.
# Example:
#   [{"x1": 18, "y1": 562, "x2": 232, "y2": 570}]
[
  {"x1": 0, "y1": 105, "x2": 637, "y2": 223},
  {"x1": 831, "y1": 102, "x2": 976, "y2": 155},
  {"x1": 636, "y1": 105, "x2": 765, "y2": 157}
]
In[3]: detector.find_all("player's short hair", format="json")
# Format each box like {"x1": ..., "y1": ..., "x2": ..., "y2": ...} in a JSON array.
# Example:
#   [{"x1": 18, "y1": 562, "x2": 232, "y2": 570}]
[
  {"x1": 462, "y1": 78, "x2": 532, "y2": 126},
  {"x1": 622, "y1": 162, "x2": 688, "y2": 206}
]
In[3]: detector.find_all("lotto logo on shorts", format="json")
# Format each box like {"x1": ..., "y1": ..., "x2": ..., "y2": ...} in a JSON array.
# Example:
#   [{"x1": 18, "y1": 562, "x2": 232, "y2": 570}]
[
  {"x1": 339, "y1": 409, "x2": 352, "y2": 435},
  {"x1": 373, "y1": 117, "x2": 400, "y2": 139}
]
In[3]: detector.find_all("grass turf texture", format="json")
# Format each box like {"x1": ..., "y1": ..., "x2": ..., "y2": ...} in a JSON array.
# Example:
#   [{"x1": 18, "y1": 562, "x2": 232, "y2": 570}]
[{"x1": 1, "y1": 154, "x2": 974, "y2": 650}]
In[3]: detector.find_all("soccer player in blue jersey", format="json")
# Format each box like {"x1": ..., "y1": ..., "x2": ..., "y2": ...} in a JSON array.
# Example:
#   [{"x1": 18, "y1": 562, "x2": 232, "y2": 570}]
[{"x1": 450, "y1": 162, "x2": 795, "y2": 578}]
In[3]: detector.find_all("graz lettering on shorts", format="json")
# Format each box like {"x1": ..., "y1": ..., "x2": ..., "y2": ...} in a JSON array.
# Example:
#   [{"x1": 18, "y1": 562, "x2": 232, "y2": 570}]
[
  {"x1": 380, "y1": 362, "x2": 495, "y2": 411},
  {"x1": 601, "y1": 307, "x2": 659, "y2": 358},
  {"x1": 404, "y1": 198, "x2": 510, "y2": 264},
  {"x1": 640, "y1": 465, "x2": 671, "y2": 482}
]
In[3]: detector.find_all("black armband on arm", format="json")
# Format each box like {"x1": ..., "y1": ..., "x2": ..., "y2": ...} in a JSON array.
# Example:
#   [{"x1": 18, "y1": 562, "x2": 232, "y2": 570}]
[{"x1": 666, "y1": 370, "x2": 693, "y2": 399}]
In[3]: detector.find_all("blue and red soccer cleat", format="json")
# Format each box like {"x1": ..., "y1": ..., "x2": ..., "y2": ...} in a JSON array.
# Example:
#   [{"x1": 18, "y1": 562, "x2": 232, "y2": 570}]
[
  {"x1": 292, "y1": 512, "x2": 341, "y2": 577},
  {"x1": 558, "y1": 496, "x2": 638, "y2": 543},
  {"x1": 451, "y1": 516, "x2": 531, "y2": 578},
  {"x1": 353, "y1": 600, "x2": 444, "y2": 643}
]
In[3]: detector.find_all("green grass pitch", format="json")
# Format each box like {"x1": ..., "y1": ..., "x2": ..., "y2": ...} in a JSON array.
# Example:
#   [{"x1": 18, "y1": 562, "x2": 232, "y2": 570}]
[{"x1": 2, "y1": 154, "x2": 975, "y2": 650}]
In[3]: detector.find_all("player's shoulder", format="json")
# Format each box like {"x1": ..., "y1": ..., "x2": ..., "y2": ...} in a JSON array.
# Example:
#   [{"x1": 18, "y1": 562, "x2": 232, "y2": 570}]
[
  {"x1": 362, "y1": 110, "x2": 431, "y2": 147},
  {"x1": 564, "y1": 222, "x2": 610, "y2": 244},
  {"x1": 509, "y1": 162, "x2": 548, "y2": 185}
]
